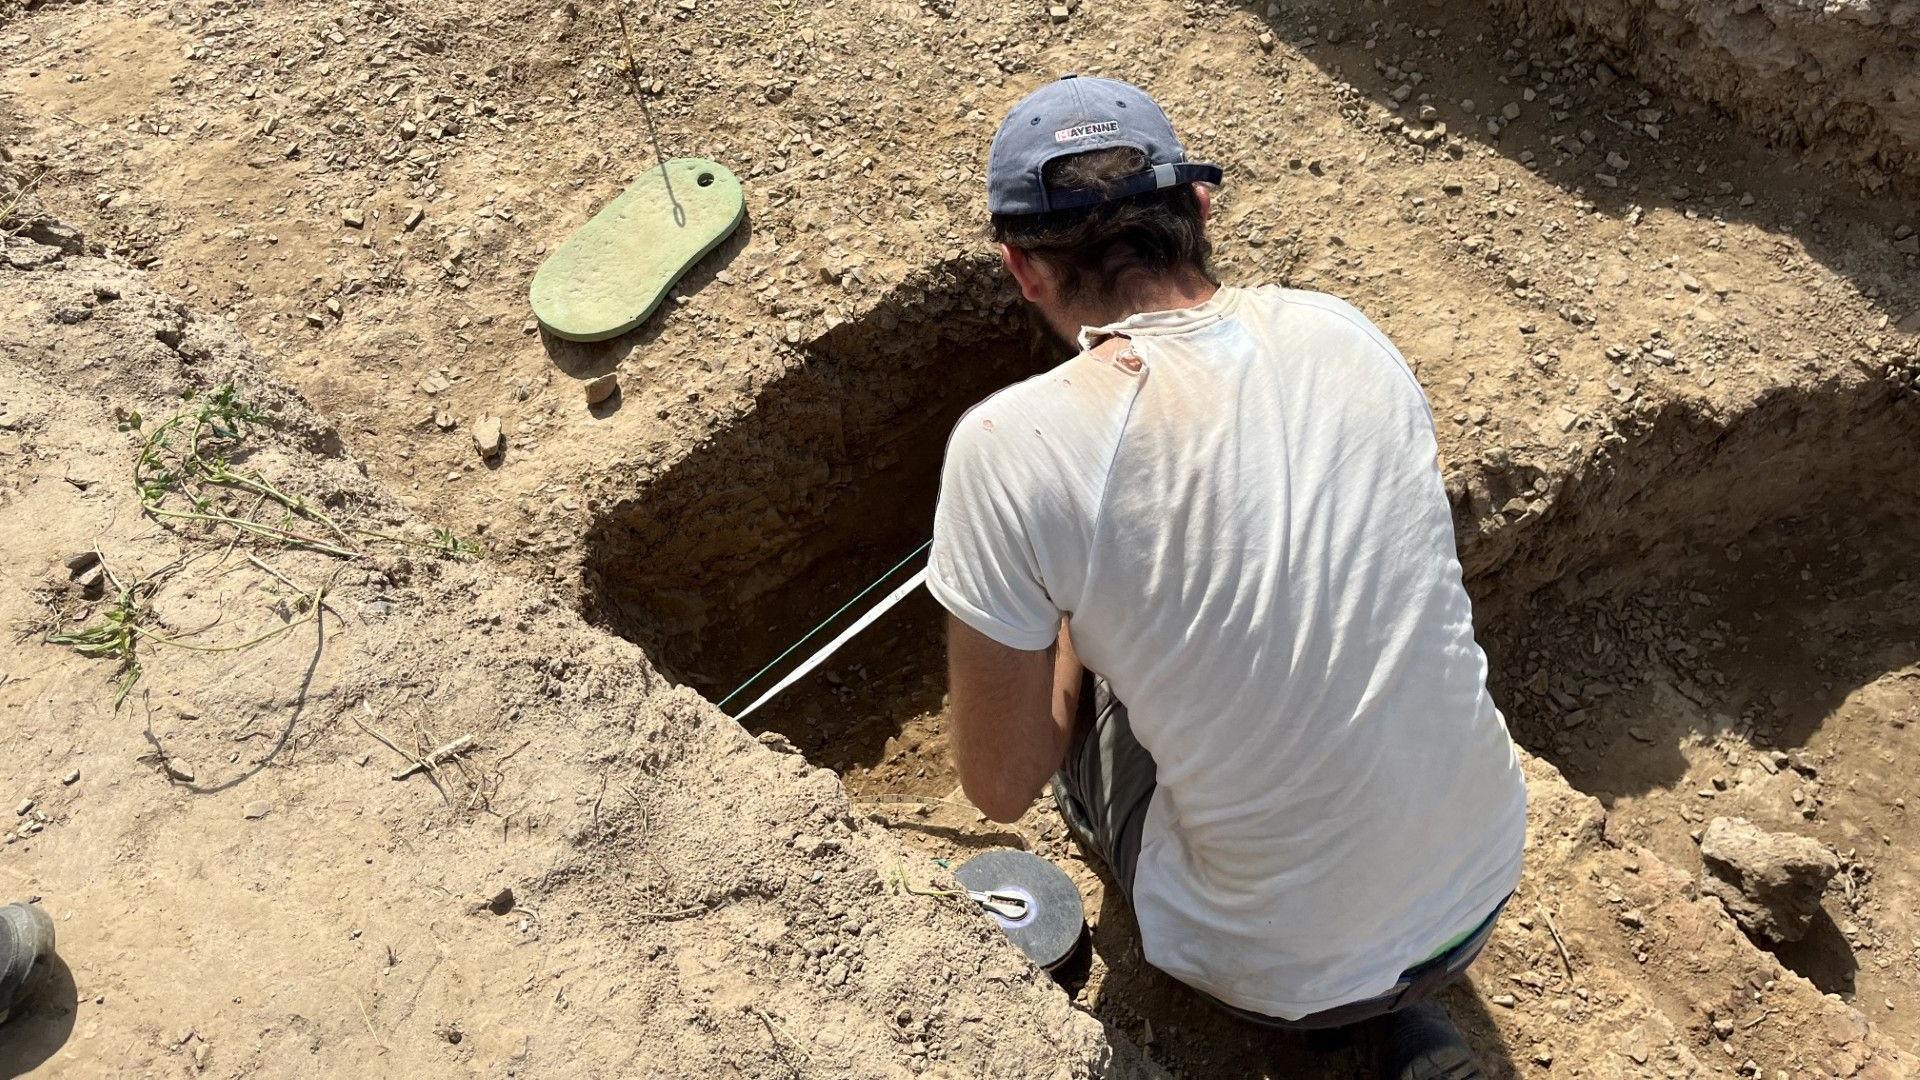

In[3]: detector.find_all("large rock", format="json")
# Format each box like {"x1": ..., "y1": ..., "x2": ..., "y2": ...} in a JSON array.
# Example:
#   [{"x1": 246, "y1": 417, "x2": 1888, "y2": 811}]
[{"x1": 1698, "y1": 816, "x2": 1839, "y2": 944}]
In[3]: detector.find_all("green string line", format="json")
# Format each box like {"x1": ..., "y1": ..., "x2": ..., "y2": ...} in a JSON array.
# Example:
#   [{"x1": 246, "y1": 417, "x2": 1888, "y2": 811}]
[{"x1": 716, "y1": 538, "x2": 933, "y2": 714}]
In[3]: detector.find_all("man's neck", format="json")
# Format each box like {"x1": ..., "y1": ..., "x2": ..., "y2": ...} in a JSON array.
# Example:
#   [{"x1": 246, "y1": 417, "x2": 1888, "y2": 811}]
[{"x1": 1047, "y1": 274, "x2": 1220, "y2": 342}]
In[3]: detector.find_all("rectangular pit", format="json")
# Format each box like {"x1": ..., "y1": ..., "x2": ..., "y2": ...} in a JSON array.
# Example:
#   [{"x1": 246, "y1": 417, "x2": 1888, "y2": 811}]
[{"x1": 582, "y1": 257, "x2": 1062, "y2": 793}]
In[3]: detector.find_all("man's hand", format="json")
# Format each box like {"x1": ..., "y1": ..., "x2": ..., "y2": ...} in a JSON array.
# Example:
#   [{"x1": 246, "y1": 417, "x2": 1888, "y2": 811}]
[{"x1": 946, "y1": 617, "x2": 1083, "y2": 822}]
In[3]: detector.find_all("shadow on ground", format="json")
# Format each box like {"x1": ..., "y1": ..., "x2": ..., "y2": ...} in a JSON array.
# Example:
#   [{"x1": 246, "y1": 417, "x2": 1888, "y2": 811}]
[
  {"x1": 1241, "y1": 0, "x2": 1918, "y2": 324},
  {"x1": 0, "y1": 953, "x2": 78, "y2": 1078}
]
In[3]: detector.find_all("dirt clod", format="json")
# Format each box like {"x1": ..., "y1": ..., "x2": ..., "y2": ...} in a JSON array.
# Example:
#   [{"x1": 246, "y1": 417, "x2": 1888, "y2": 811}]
[{"x1": 1699, "y1": 816, "x2": 1840, "y2": 944}]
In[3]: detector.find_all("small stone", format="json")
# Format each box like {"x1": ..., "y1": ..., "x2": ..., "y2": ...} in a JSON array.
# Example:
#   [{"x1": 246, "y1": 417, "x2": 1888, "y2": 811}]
[
  {"x1": 14, "y1": 799, "x2": 31, "y2": 816},
  {"x1": 64, "y1": 551, "x2": 100, "y2": 574},
  {"x1": 1501, "y1": 102, "x2": 1522, "y2": 121},
  {"x1": 584, "y1": 373, "x2": 619, "y2": 405},
  {"x1": 1490, "y1": 993, "x2": 1517, "y2": 1008},
  {"x1": 473, "y1": 416, "x2": 504, "y2": 458},
  {"x1": 165, "y1": 761, "x2": 195, "y2": 782},
  {"x1": 341, "y1": 207, "x2": 365, "y2": 229},
  {"x1": 827, "y1": 962, "x2": 849, "y2": 986},
  {"x1": 243, "y1": 801, "x2": 272, "y2": 820},
  {"x1": 1605, "y1": 151, "x2": 1630, "y2": 171},
  {"x1": 62, "y1": 770, "x2": 80, "y2": 786},
  {"x1": 421, "y1": 373, "x2": 452, "y2": 395},
  {"x1": 404, "y1": 207, "x2": 425, "y2": 232}
]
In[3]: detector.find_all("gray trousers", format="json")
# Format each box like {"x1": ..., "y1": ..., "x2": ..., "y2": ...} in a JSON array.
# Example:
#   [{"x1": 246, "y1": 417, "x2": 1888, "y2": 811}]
[{"x1": 1050, "y1": 673, "x2": 1501, "y2": 1030}]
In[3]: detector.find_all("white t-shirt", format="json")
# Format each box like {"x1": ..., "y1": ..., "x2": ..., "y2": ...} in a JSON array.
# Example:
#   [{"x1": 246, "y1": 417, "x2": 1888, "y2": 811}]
[{"x1": 928, "y1": 285, "x2": 1527, "y2": 1019}]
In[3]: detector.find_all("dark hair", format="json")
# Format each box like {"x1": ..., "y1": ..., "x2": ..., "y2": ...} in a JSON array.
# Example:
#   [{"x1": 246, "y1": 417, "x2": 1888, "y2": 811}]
[{"x1": 991, "y1": 147, "x2": 1215, "y2": 308}]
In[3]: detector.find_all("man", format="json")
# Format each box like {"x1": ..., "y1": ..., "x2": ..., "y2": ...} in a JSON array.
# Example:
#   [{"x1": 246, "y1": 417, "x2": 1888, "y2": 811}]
[{"x1": 928, "y1": 76, "x2": 1527, "y2": 1078}]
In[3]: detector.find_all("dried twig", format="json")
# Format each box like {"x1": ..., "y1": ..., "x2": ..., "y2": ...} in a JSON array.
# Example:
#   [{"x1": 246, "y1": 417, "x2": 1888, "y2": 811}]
[
  {"x1": 750, "y1": 1005, "x2": 807, "y2": 1077},
  {"x1": 392, "y1": 733, "x2": 476, "y2": 780},
  {"x1": 1538, "y1": 905, "x2": 1576, "y2": 979},
  {"x1": 590, "y1": 767, "x2": 610, "y2": 828},
  {"x1": 355, "y1": 995, "x2": 387, "y2": 1051},
  {"x1": 354, "y1": 700, "x2": 447, "y2": 805}
]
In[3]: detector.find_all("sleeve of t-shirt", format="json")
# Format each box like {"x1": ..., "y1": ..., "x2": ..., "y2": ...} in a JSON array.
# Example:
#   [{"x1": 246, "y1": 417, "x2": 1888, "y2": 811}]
[{"x1": 927, "y1": 409, "x2": 1062, "y2": 652}]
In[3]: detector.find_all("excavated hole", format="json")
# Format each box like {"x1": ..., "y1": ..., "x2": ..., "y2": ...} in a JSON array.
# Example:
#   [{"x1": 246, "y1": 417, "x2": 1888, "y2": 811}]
[
  {"x1": 584, "y1": 258, "x2": 1062, "y2": 795},
  {"x1": 1472, "y1": 381, "x2": 1920, "y2": 1015},
  {"x1": 588, "y1": 278, "x2": 1920, "y2": 1021}
]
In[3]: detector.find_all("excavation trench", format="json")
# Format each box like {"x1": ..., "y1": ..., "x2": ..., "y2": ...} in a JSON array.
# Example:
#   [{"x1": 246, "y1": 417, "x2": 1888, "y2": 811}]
[
  {"x1": 584, "y1": 258, "x2": 1062, "y2": 795},
  {"x1": 587, "y1": 290, "x2": 1920, "y2": 1017}
]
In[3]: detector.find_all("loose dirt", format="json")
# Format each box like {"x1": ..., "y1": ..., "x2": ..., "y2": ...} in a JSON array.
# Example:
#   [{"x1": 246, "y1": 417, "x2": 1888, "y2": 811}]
[{"x1": 4, "y1": 0, "x2": 1920, "y2": 1076}]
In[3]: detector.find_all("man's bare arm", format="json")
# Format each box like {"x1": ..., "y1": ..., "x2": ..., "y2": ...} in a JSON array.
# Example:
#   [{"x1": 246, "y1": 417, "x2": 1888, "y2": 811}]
[{"x1": 947, "y1": 617, "x2": 1082, "y2": 822}]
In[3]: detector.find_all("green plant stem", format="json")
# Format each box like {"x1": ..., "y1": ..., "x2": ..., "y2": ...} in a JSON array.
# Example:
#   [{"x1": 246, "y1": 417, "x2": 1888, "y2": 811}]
[
  {"x1": 130, "y1": 603, "x2": 317, "y2": 653},
  {"x1": 143, "y1": 505, "x2": 363, "y2": 558}
]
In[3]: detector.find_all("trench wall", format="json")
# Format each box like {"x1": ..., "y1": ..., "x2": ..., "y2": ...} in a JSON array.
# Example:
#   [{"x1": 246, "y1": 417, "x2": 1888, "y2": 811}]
[
  {"x1": 582, "y1": 255, "x2": 1059, "y2": 685},
  {"x1": 1491, "y1": 0, "x2": 1920, "y2": 176},
  {"x1": 1454, "y1": 370, "x2": 1920, "y2": 618}
]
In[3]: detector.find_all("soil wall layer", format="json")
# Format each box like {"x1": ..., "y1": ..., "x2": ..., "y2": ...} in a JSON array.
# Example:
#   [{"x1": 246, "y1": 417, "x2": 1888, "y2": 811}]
[{"x1": 1491, "y1": 0, "x2": 1920, "y2": 176}]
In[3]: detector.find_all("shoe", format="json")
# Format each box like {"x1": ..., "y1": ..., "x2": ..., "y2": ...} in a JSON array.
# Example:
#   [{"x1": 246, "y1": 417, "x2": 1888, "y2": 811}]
[
  {"x1": 1373, "y1": 1000, "x2": 1483, "y2": 1080},
  {"x1": 0, "y1": 902, "x2": 56, "y2": 1024}
]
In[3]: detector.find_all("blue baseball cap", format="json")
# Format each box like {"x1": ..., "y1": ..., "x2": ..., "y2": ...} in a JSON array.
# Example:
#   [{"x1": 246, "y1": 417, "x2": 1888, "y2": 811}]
[{"x1": 987, "y1": 75, "x2": 1222, "y2": 216}]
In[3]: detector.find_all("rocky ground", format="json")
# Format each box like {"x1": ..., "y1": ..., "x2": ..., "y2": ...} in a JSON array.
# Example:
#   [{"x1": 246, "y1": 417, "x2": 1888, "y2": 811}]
[{"x1": 4, "y1": 0, "x2": 1920, "y2": 1076}]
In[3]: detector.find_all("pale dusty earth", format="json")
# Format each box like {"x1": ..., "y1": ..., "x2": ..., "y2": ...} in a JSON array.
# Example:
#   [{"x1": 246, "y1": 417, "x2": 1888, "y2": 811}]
[{"x1": 3, "y1": 0, "x2": 1920, "y2": 1077}]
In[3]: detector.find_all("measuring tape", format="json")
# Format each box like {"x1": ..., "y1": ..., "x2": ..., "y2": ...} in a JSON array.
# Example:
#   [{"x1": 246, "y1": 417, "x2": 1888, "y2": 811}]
[{"x1": 720, "y1": 540, "x2": 932, "y2": 722}]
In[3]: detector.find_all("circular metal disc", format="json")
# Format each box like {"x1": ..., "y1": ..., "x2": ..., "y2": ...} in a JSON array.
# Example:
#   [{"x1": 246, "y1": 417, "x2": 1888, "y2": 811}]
[{"x1": 955, "y1": 849, "x2": 1086, "y2": 970}]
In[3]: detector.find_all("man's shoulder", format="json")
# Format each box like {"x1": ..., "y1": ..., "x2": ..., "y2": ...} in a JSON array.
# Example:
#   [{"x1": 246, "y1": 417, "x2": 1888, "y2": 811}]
[
  {"x1": 966, "y1": 346, "x2": 1142, "y2": 434},
  {"x1": 945, "y1": 347, "x2": 1142, "y2": 480},
  {"x1": 1243, "y1": 285, "x2": 1390, "y2": 342},
  {"x1": 1241, "y1": 284, "x2": 1415, "y2": 380}
]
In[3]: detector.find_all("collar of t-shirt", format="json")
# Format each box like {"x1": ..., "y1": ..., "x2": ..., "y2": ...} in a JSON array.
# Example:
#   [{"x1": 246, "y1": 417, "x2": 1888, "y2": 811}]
[{"x1": 1075, "y1": 285, "x2": 1245, "y2": 352}]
